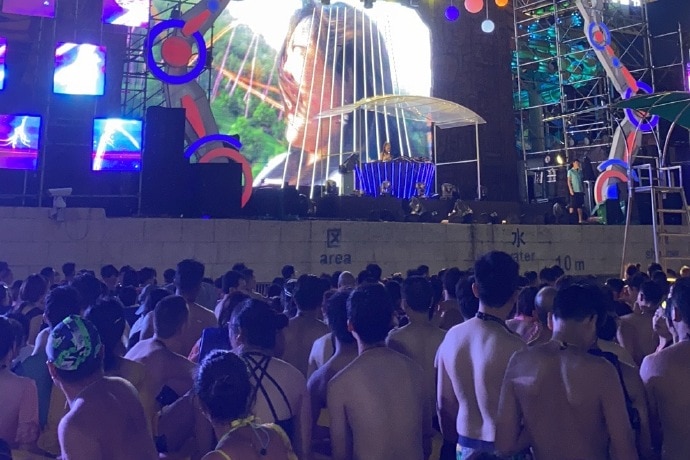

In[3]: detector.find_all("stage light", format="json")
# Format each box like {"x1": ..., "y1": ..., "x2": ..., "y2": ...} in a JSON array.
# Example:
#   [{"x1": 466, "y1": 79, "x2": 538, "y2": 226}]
[
  {"x1": 380, "y1": 180, "x2": 392, "y2": 196},
  {"x1": 0, "y1": 38, "x2": 6, "y2": 91},
  {"x1": 92, "y1": 118, "x2": 143, "y2": 171},
  {"x1": 556, "y1": 154, "x2": 565, "y2": 165},
  {"x1": 415, "y1": 182, "x2": 427, "y2": 197},
  {"x1": 0, "y1": 114, "x2": 41, "y2": 170},
  {"x1": 495, "y1": 0, "x2": 509, "y2": 6},
  {"x1": 445, "y1": 5, "x2": 460, "y2": 21},
  {"x1": 481, "y1": 19, "x2": 495, "y2": 33},
  {"x1": 363, "y1": 0, "x2": 375, "y2": 9},
  {"x1": 53, "y1": 43, "x2": 106, "y2": 96}
]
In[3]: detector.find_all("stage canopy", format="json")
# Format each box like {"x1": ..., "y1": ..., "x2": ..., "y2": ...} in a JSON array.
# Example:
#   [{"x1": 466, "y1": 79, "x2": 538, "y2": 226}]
[
  {"x1": 315, "y1": 95, "x2": 486, "y2": 129},
  {"x1": 616, "y1": 91, "x2": 690, "y2": 131}
]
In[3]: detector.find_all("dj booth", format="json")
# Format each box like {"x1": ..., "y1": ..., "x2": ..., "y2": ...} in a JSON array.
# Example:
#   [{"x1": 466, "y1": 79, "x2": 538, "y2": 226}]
[{"x1": 355, "y1": 159, "x2": 436, "y2": 199}]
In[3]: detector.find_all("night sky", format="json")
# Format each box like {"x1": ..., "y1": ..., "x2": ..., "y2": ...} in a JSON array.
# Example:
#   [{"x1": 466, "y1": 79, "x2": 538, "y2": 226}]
[{"x1": 647, "y1": 0, "x2": 689, "y2": 35}]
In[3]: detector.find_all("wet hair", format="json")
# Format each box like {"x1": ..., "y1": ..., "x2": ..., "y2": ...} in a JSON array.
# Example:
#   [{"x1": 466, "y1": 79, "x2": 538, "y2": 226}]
[
  {"x1": 554, "y1": 275, "x2": 576, "y2": 290},
  {"x1": 163, "y1": 268, "x2": 176, "y2": 284},
  {"x1": 347, "y1": 284, "x2": 393, "y2": 344},
  {"x1": 44, "y1": 285, "x2": 80, "y2": 327},
  {"x1": 384, "y1": 280, "x2": 402, "y2": 311},
  {"x1": 117, "y1": 286, "x2": 137, "y2": 307},
  {"x1": 456, "y1": 276, "x2": 479, "y2": 320},
  {"x1": 516, "y1": 287, "x2": 539, "y2": 317},
  {"x1": 524, "y1": 271, "x2": 538, "y2": 285},
  {"x1": 121, "y1": 269, "x2": 138, "y2": 288},
  {"x1": 417, "y1": 265, "x2": 430, "y2": 277},
  {"x1": 539, "y1": 267, "x2": 557, "y2": 284},
  {"x1": 84, "y1": 297, "x2": 125, "y2": 372},
  {"x1": 326, "y1": 290, "x2": 355, "y2": 344},
  {"x1": 175, "y1": 259, "x2": 205, "y2": 294},
  {"x1": 195, "y1": 350, "x2": 251, "y2": 423},
  {"x1": 221, "y1": 270, "x2": 244, "y2": 294},
  {"x1": 605, "y1": 278, "x2": 625, "y2": 295},
  {"x1": 231, "y1": 299, "x2": 288, "y2": 350},
  {"x1": 648, "y1": 263, "x2": 663, "y2": 277},
  {"x1": 141, "y1": 288, "x2": 171, "y2": 315},
  {"x1": 62, "y1": 263, "x2": 76, "y2": 278},
  {"x1": 651, "y1": 271, "x2": 670, "y2": 298},
  {"x1": 0, "y1": 316, "x2": 15, "y2": 360},
  {"x1": 71, "y1": 273, "x2": 105, "y2": 310},
  {"x1": 553, "y1": 285, "x2": 605, "y2": 322},
  {"x1": 294, "y1": 274, "x2": 324, "y2": 311},
  {"x1": 597, "y1": 313, "x2": 618, "y2": 341},
  {"x1": 670, "y1": 277, "x2": 690, "y2": 325},
  {"x1": 474, "y1": 251, "x2": 519, "y2": 308},
  {"x1": 402, "y1": 276, "x2": 433, "y2": 313},
  {"x1": 640, "y1": 280, "x2": 664, "y2": 306},
  {"x1": 628, "y1": 273, "x2": 649, "y2": 291},
  {"x1": 154, "y1": 296, "x2": 189, "y2": 339},
  {"x1": 218, "y1": 291, "x2": 250, "y2": 329},
  {"x1": 443, "y1": 268, "x2": 462, "y2": 299},
  {"x1": 266, "y1": 284, "x2": 282, "y2": 298},
  {"x1": 551, "y1": 265, "x2": 565, "y2": 279},
  {"x1": 625, "y1": 264, "x2": 639, "y2": 279},
  {"x1": 430, "y1": 276, "x2": 443, "y2": 308},
  {"x1": 281, "y1": 265, "x2": 295, "y2": 280},
  {"x1": 366, "y1": 264, "x2": 383, "y2": 281},
  {"x1": 101, "y1": 265, "x2": 119, "y2": 279},
  {"x1": 40, "y1": 267, "x2": 56, "y2": 281},
  {"x1": 138, "y1": 267, "x2": 156, "y2": 284},
  {"x1": 356, "y1": 270, "x2": 373, "y2": 285},
  {"x1": 19, "y1": 274, "x2": 48, "y2": 304},
  {"x1": 330, "y1": 271, "x2": 341, "y2": 289}
]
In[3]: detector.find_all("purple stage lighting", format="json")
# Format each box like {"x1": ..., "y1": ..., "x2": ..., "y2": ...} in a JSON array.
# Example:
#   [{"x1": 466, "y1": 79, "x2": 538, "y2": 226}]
[
  {"x1": 102, "y1": 0, "x2": 150, "y2": 28},
  {"x1": 0, "y1": 38, "x2": 6, "y2": 91},
  {"x1": 54, "y1": 43, "x2": 106, "y2": 96},
  {"x1": 0, "y1": 114, "x2": 41, "y2": 170},
  {"x1": 92, "y1": 118, "x2": 143, "y2": 171},
  {"x1": 2, "y1": 0, "x2": 55, "y2": 18}
]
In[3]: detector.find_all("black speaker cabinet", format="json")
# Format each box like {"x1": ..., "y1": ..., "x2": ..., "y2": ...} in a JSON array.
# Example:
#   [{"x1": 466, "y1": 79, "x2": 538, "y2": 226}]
[
  {"x1": 189, "y1": 163, "x2": 242, "y2": 218},
  {"x1": 141, "y1": 107, "x2": 192, "y2": 216}
]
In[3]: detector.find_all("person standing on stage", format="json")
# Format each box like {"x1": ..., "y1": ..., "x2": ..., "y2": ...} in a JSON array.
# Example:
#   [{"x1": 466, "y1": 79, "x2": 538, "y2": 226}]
[
  {"x1": 568, "y1": 159, "x2": 585, "y2": 224},
  {"x1": 380, "y1": 142, "x2": 393, "y2": 162}
]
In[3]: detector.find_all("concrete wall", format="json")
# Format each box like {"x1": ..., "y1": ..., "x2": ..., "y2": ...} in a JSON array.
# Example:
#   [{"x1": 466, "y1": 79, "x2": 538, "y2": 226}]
[{"x1": 1, "y1": 207, "x2": 688, "y2": 282}]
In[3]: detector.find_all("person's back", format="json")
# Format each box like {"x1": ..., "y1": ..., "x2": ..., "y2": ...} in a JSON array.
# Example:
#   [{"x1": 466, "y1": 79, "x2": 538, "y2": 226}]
[
  {"x1": 174, "y1": 259, "x2": 217, "y2": 356},
  {"x1": 497, "y1": 342, "x2": 636, "y2": 459},
  {"x1": 47, "y1": 315, "x2": 156, "y2": 460},
  {"x1": 183, "y1": 301, "x2": 216, "y2": 356},
  {"x1": 496, "y1": 285, "x2": 637, "y2": 460},
  {"x1": 437, "y1": 252, "x2": 525, "y2": 453},
  {"x1": 329, "y1": 347, "x2": 427, "y2": 460},
  {"x1": 281, "y1": 275, "x2": 329, "y2": 376},
  {"x1": 387, "y1": 276, "x2": 446, "y2": 419},
  {"x1": 328, "y1": 284, "x2": 430, "y2": 460},
  {"x1": 618, "y1": 280, "x2": 662, "y2": 366},
  {"x1": 306, "y1": 332, "x2": 335, "y2": 377},
  {"x1": 641, "y1": 277, "x2": 690, "y2": 459},
  {"x1": 59, "y1": 376, "x2": 156, "y2": 460}
]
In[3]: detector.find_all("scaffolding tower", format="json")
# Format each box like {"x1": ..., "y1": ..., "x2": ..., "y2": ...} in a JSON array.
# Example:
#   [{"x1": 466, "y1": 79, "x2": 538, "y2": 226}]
[
  {"x1": 512, "y1": 0, "x2": 680, "y2": 204},
  {"x1": 121, "y1": 0, "x2": 214, "y2": 118}
]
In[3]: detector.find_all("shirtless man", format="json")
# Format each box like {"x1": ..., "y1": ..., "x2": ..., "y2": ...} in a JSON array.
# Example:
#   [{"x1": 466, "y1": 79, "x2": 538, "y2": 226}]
[
  {"x1": 435, "y1": 268, "x2": 464, "y2": 330},
  {"x1": 506, "y1": 287, "x2": 539, "y2": 343},
  {"x1": 641, "y1": 277, "x2": 690, "y2": 459},
  {"x1": 307, "y1": 291, "x2": 358, "y2": 449},
  {"x1": 174, "y1": 259, "x2": 216, "y2": 356},
  {"x1": 282, "y1": 275, "x2": 329, "y2": 377},
  {"x1": 496, "y1": 285, "x2": 637, "y2": 459},
  {"x1": 213, "y1": 270, "x2": 245, "y2": 319},
  {"x1": 436, "y1": 251, "x2": 525, "y2": 457},
  {"x1": 47, "y1": 315, "x2": 157, "y2": 460},
  {"x1": 387, "y1": 276, "x2": 446, "y2": 421},
  {"x1": 618, "y1": 280, "x2": 662, "y2": 365},
  {"x1": 337, "y1": 271, "x2": 356, "y2": 290},
  {"x1": 125, "y1": 295, "x2": 196, "y2": 422},
  {"x1": 328, "y1": 284, "x2": 431, "y2": 460},
  {"x1": 530, "y1": 286, "x2": 556, "y2": 346}
]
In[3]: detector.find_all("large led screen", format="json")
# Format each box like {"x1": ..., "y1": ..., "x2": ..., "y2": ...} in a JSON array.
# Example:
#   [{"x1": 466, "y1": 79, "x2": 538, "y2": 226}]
[
  {"x1": 0, "y1": 38, "x2": 6, "y2": 91},
  {"x1": 102, "y1": 0, "x2": 150, "y2": 28},
  {"x1": 92, "y1": 118, "x2": 143, "y2": 171},
  {"x1": 152, "y1": 0, "x2": 432, "y2": 186},
  {"x1": 0, "y1": 115, "x2": 42, "y2": 170},
  {"x1": 2, "y1": 0, "x2": 55, "y2": 18},
  {"x1": 54, "y1": 43, "x2": 106, "y2": 96}
]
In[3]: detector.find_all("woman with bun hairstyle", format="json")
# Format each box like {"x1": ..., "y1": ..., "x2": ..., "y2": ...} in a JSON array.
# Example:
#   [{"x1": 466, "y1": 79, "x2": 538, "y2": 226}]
[
  {"x1": 229, "y1": 299, "x2": 311, "y2": 459},
  {"x1": 196, "y1": 350, "x2": 297, "y2": 460}
]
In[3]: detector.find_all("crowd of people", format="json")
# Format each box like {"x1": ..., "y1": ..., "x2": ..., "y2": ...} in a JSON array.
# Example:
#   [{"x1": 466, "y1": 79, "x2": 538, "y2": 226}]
[{"x1": 0, "y1": 255, "x2": 689, "y2": 460}]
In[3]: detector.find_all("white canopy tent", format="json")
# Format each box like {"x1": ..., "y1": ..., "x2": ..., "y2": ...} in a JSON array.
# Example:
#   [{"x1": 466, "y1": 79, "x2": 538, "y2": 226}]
[{"x1": 316, "y1": 95, "x2": 487, "y2": 196}]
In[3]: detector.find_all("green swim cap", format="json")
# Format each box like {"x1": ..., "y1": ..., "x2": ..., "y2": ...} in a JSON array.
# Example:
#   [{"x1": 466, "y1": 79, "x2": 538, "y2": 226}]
[{"x1": 47, "y1": 315, "x2": 102, "y2": 371}]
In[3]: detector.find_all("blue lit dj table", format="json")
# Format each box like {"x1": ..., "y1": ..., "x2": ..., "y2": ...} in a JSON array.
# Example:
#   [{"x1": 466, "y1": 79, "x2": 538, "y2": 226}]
[{"x1": 354, "y1": 160, "x2": 436, "y2": 199}]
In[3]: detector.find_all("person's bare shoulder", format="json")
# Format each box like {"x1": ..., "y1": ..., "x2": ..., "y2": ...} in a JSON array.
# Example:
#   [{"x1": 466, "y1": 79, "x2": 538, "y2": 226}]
[
  {"x1": 272, "y1": 357, "x2": 307, "y2": 384},
  {"x1": 640, "y1": 346, "x2": 670, "y2": 380}
]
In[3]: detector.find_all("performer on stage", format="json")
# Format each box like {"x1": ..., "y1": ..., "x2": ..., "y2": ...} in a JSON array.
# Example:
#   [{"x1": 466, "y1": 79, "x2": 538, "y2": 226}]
[{"x1": 380, "y1": 142, "x2": 392, "y2": 162}]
